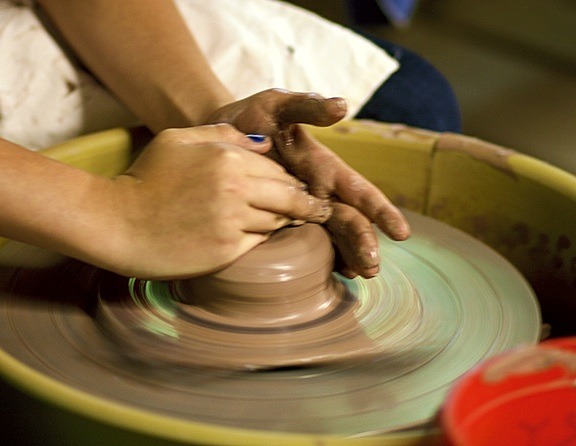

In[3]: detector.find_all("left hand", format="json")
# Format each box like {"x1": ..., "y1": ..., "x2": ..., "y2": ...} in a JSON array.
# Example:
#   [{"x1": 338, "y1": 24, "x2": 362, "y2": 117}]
[{"x1": 207, "y1": 89, "x2": 410, "y2": 278}]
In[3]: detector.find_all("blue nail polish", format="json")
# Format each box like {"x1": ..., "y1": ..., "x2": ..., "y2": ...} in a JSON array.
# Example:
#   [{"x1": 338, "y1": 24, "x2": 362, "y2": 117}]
[{"x1": 246, "y1": 134, "x2": 267, "y2": 143}]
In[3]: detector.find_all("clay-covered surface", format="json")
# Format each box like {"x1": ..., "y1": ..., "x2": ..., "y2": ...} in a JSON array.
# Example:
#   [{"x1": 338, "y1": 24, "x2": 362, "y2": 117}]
[{"x1": 0, "y1": 210, "x2": 540, "y2": 438}]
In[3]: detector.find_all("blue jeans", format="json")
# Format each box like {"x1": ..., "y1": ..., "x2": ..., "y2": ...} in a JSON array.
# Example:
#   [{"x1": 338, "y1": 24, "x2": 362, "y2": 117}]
[{"x1": 354, "y1": 32, "x2": 462, "y2": 133}]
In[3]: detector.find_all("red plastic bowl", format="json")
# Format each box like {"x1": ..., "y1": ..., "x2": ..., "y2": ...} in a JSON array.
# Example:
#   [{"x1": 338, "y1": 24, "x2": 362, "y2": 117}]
[{"x1": 441, "y1": 337, "x2": 576, "y2": 445}]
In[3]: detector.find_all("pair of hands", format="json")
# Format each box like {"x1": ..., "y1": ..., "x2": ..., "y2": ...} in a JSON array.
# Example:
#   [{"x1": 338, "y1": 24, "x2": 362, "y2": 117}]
[{"x1": 116, "y1": 89, "x2": 409, "y2": 279}]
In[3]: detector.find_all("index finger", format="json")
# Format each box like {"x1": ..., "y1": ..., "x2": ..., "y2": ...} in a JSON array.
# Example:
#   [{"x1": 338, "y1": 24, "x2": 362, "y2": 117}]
[{"x1": 334, "y1": 167, "x2": 410, "y2": 241}]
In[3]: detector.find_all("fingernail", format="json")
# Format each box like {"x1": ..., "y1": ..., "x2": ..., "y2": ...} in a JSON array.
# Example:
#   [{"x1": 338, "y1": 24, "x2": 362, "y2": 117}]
[
  {"x1": 392, "y1": 222, "x2": 411, "y2": 241},
  {"x1": 321, "y1": 201, "x2": 333, "y2": 220},
  {"x1": 291, "y1": 179, "x2": 308, "y2": 192},
  {"x1": 330, "y1": 97, "x2": 347, "y2": 111},
  {"x1": 246, "y1": 134, "x2": 267, "y2": 143},
  {"x1": 360, "y1": 246, "x2": 380, "y2": 268},
  {"x1": 310, "y1": 201, "x2": 333, "y2": 223}
]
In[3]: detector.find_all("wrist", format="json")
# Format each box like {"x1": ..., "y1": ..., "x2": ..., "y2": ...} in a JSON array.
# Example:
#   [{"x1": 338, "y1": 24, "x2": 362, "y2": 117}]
[
  {"x1": 40, "y1": 174, "x2": 127, "y2": 273},
  {"x1": 61, "y1": 174, "x2": 146, "y2": 278},
  {"x1": 168, "y1": 87, "x2": 234, "y2": 129},
  {"x1": 142, "y1": 74, "x2": 235, "y2": 132}
]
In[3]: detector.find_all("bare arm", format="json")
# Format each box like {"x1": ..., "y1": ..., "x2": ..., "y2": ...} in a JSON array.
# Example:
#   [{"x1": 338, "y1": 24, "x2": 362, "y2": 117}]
[
  {"x1": 35, "y1": 0, "x2": 410, "y2": 278},
  {"x1": 36, "y1": 0, "x2": 234, "y2": 131},
  {"x1": 0, "y1": 136, "x2": 122, "y2": 266},
  {"x1": 0, "y1": 126, "x2": 330, "y2": 279}
]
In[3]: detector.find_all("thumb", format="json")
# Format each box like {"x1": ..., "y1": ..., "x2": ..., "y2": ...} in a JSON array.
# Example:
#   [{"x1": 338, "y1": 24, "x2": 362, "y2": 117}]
[{"x1": 278, "y1": 94, "x2": 347, "y2": 127}]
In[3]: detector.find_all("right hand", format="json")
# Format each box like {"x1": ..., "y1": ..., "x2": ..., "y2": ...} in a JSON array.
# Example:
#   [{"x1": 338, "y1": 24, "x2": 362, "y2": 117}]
[
  {"x1": 207, "y1": 89, "x2": 410, "y2": 278},
  {"x1": 97, "y1": 124, "x2": 331, "y2": 279}
]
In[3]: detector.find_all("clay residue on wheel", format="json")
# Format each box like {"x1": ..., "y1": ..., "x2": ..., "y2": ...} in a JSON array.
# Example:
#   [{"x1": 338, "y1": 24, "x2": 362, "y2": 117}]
[{"x1": 95, "y1": 223, "x2": 387, "y2": 370}]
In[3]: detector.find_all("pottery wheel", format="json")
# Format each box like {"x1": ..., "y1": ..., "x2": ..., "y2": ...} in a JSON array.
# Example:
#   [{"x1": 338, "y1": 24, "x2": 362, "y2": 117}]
[
  {"x1": 94, "y1": 221, "x2": 427, "y2": 370},
  {"x1": 0, "y1": 210, "x2": 541, "y2": 440}
]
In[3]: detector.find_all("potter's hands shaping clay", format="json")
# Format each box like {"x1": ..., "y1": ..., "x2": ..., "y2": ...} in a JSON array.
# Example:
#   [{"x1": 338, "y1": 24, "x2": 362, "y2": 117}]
[
  {"x1": 0, "y1": 124, "x2": 330, "y2": 280},
  {"x1": 108, "y1": 124, "x2": 332, "y2": 279},
  {"x1": 33, "y1": 2, "x2": 407, "y2": 277},
  {"x1": 208, "y1": 89, "x2": 411, "y2": 278}
]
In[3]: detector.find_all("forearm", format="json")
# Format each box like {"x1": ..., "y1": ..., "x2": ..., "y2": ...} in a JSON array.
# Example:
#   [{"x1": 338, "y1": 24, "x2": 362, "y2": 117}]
[
  {"x1": 36, "y1": 0, "x2": 234, "y2": 131},
  {"x1": 0, "y1": 138, "x2": 119, "y2": 266}
]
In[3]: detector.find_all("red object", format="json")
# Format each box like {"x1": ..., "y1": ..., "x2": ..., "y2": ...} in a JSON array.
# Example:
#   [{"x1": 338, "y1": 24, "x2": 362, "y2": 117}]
[{"x1": 441, "y1": 337, "x2": 576, "y2": 445}]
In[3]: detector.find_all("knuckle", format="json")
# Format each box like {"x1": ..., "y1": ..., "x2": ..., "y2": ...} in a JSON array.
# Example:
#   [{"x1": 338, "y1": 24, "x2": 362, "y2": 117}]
[
  {"x1": 205, "y1": 142, "x2": 244, "y2": 168},
  {"x1": 212, "y1": 174, "x2": 247, "y2": 200},
  {"x1": 302, "y1": 91, "x2": 325, "y2": 103},
  {"x1": 211, "y1": 122, "x2": 239, "y2": 138},
  {"x1": 155, "y1": 127, "x2": 184, "y2": 145},
  {"x1": 157, "y1": 124, "x2": 241, "y2": 147},
  {"x1": 266, "y1": 87, "x2": 288, "y2": 97}
]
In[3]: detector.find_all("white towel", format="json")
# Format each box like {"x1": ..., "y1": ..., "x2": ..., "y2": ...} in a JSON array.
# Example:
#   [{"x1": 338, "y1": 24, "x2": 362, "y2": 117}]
[{"x1": 0, "y1": 0, "x2": 399, "y2": 150}]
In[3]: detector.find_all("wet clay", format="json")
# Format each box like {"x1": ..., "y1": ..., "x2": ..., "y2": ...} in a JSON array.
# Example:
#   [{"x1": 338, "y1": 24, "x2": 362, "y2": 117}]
[
  {"x1": 0, "y1": 210, "x2": 542, "y2": 437},
  {"x1": 174, "y1": 223, "x2": 342, "y2": 328},
  {"x1": 96, "y1": 224, "x2": 394, "y2": 369}
]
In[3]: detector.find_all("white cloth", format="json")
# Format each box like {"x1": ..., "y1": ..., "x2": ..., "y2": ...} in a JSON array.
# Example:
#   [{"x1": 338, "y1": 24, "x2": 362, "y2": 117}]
[{"x1": 0, "y1": 0, "x2": 399, "y2": 150}]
